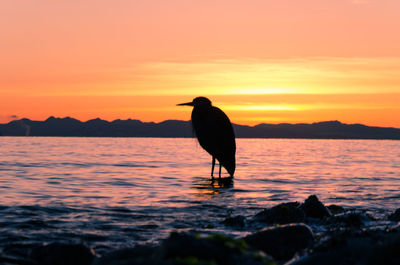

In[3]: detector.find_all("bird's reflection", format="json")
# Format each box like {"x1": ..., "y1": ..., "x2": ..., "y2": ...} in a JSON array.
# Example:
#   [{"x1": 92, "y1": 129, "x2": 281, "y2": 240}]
[{"x1": 192, "y1": 176, "x2": 234, "y2": 200}]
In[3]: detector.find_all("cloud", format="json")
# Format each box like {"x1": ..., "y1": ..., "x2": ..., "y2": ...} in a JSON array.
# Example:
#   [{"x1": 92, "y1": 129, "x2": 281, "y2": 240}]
[{"x1": 131, "y1": 57, "x2": 400, "y2": 96}]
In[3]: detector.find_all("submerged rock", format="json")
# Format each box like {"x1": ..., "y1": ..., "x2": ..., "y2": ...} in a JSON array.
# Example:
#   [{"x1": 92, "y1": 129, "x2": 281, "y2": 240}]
[
  {"x1": 328, "y1": 211, "x2": 374, "y2": 228},
  {"x1": 31, "y1": 242, "x2": 95, "y2": 265},
  {"x1": 243, "y1": 223, "x2": 314, "y2": 261},
  {"x1": 222, "y1": 215, "x2": 246, "y2": 228},
  {"x1": 92, "y1": 245, "x2": 157, "y2": 265},
  {"x1": 388, "y1": 208, "x2": 400, "y2": 222},
  {"x1": 326, "y1": 204, "x2": 346, "y2": 215},
  {"x1": 253, "y1": 202, "x2": 305, "y2": 224},
  {"x1": 300, "y1": 195, "x2": 331, "y2": 219},
  {"x1": 287, "y1": 230, "x2": 400, "y2": 265},
  {"x1": 2, "y1": 243, "x2": 37, "y2": 263}
]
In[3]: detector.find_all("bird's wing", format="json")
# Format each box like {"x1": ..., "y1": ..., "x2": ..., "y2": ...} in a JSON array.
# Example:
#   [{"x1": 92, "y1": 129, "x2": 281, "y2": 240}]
[
  {"x1": 211, "y1": 107, "x2": 236, "y2": 156},
  {"x1": 191, "y1": 107, "x2": 219, "y2": 155},
  {"x1": 193, "y1": 107, "x2": 234, "y2": 153},
  {"x1": 210, "y1": 107, "x2": 236, "y2": 176}
]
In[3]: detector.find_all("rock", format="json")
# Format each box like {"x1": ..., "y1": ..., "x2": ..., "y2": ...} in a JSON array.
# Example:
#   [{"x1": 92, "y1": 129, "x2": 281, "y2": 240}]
[
  {"x1": 388, "y1": 208, "x2": 400, "y2": 222},
  {"x1": 0, "y1": 255, "x2": 38, "y2": 265},
  {"x1": 30, "y1": 243, "x2": 95, "y2": 265},
  {"x1": 243, "y1": 223, "x2": 314, "y2": 261},
  {"x1": 287, "y1": 230, "x2": 400, "y2": 265},
  {"x1": 327, "y1": 205, "x2": 345, "y2": 215},
  {"x1": 328, "y1": 211, "x2": 374, "y2": 228},
  {"x1": 253, "y1": 202, "x2": 305, "y2": 224},
  {"x1": 300, "y1": 195, "x2": 331, "y2": 219},
  {"x1": 161, "y1": 232, "x2": 275, "y2": 265},
  {"x1": 92, "y1": 245, "x2": 158, "y2": 265},
  {"x1": 93, "y1": 232, "x2": 276, "y2": 265},
  {"x1": 222, "y1": 215, "x2": 246, "y2": 228},
  {"x1": 2, "y1": 243, "x2": 38, "y2": 262}
]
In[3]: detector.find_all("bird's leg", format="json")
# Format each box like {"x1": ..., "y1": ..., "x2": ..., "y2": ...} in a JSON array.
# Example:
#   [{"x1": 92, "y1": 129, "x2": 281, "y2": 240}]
[
  {"x1": 211, "y1": 157, "x2": 215, "y2": 179},
  {"x1": 218, "y1": 163, "x2": 222, "y2": 178}
]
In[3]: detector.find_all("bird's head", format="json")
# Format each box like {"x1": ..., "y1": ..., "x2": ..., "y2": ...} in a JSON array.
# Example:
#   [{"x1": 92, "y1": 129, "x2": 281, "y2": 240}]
[{"x1": 177, "y1": 97, "x2": 212, "y2": 107}]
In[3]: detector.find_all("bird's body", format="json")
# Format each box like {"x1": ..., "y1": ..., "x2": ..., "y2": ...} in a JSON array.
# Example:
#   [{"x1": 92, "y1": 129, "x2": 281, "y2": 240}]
[{"x1": 178, "y1": 97, "x2": 236, "y2": 178}]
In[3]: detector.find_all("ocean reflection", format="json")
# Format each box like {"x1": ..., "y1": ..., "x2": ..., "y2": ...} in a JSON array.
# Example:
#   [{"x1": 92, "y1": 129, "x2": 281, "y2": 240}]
[
  {"x1": 1, "y1": 137, "x2": 400, "y2": 253},
  {"x1": 0, "y1": 137, "x2": 399, "y2": 211}
]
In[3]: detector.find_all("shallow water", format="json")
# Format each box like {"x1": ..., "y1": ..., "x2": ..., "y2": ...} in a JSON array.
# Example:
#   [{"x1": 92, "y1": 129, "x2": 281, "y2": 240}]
[{"x1": 0, "y1": 137, "x2": 399, "y2": 253}]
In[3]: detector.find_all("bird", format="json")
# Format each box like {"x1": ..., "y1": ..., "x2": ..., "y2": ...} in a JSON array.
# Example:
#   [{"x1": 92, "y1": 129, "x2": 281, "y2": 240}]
[{"x1": 177, "y1": 97, "x2": 236, "y2": 178}]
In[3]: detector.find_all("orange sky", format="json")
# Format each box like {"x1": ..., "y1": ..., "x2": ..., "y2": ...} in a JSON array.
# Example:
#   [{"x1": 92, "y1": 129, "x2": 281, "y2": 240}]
[{"x1": 1, "y1": 0, "x2": 400, "y2": 127}]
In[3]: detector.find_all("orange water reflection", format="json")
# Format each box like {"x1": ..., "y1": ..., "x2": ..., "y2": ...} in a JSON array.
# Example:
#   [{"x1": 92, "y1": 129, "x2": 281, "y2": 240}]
[{"x1": 0, "y1": 137, "x2": 399, "y2": 212}]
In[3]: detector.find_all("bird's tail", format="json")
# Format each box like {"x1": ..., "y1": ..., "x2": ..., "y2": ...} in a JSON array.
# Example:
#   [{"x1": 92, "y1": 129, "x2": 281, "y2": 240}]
[{"x1": 221, "y1": 158, "x2": 235, "y2": 178}]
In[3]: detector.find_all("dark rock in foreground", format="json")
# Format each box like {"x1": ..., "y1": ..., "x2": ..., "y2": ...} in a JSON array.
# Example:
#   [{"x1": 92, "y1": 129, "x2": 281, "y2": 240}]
[
  {"x1": 0, "y1": 242, "x2": 95, "y2": 265},
  {"x1": 300, "y1": 195, "x2": 331, "y2": 219},
  {"x1": 244, "y1": 224, "x2": 314, "y2": 261},
  {"x1": 253, "y1": 202, "x2": 305, "y2": 224},
  {"x1": 252, "y1": 195, "x2": 331, "y2": 225},
  {"x1": 3, "y1": 195, "x2": 400, "y2": 265},
  {"x1": 287, "y1": 230, "x2": 400, "y2": 265},
  {"x1": 31, "y1": 243, "x2": 95, "y2": 265},
  {"x1": 92, "y1": 245, "x2": 157, "y2": 265},
  {"x1": 93, "y1": 232, "x2": 275, "y2": 265},
  {"x1": 388, "y1": 208, "x2": 400, "y2": 221}
]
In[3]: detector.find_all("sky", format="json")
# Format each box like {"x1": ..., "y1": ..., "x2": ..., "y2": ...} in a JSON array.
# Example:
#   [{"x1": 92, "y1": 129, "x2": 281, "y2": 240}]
[{"x1": 1, "y1": 0, "x2": 400, "y2": 127}]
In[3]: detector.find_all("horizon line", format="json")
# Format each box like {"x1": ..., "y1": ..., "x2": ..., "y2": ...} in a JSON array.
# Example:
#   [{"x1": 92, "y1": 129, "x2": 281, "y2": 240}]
[{"x1": 3, "y1": 116, "x2": 400, "y2": 130}]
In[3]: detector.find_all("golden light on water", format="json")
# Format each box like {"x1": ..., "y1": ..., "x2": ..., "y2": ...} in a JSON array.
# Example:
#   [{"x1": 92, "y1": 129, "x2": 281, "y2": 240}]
[{"x1": 2, "y1": 137, "x2": 400, "y2": 210}]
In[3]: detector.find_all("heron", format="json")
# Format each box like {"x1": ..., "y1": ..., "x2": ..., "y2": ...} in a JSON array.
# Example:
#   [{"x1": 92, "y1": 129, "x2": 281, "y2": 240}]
[{"x1": 177, "y1": 97, "x2": 236, "y2": 178}]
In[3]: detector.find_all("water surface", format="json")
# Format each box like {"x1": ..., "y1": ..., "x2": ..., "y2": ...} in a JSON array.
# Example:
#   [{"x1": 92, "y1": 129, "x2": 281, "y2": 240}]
[{"x1": 1, "y1": 137, "x2": 399, "y2": 252}]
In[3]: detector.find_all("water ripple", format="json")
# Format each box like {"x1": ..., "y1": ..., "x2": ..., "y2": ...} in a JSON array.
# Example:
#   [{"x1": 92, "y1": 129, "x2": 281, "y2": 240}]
[{"x1": 0, "y1": 137, "x2": 399, "y2": 253}]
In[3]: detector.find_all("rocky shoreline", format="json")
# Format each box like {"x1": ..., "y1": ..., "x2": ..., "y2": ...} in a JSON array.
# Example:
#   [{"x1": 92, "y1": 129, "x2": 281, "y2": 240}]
[{"x1": 2, "y1": 195, "x2": 400, "y2": 265}]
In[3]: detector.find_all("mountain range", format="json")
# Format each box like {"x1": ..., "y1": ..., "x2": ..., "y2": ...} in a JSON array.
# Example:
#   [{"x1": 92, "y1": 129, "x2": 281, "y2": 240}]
[{"x1": 1, "y1": 116, "x2": 400, "y2": 139}]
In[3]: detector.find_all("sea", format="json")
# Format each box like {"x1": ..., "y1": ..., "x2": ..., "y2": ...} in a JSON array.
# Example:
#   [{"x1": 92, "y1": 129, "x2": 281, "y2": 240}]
[{"x1": 0, "y1": 137, "x2": 399, "y2": 253}]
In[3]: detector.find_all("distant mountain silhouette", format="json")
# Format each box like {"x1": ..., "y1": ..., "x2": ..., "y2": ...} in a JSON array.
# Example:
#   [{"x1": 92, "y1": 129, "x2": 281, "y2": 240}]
[{"x1": 0, "y1": 117, "x2": 400, "y2": 139}]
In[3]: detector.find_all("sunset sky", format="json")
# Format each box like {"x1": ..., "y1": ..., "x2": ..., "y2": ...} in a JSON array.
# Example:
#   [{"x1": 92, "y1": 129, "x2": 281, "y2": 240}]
[{"x1": 1, "y1": 0, "x2": 400, "y2": 127}]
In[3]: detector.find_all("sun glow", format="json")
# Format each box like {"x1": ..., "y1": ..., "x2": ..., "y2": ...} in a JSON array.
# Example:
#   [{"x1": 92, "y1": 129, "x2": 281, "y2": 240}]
[
  {"x1": 1, "y1": 1, "x2": 400, "y2": 126},
  {"x1": 223, "y1": 104, "x2": 301, "y2": 111},
  {"x1": 229, "y1": 88, "x2": 296, "y2": 95}
]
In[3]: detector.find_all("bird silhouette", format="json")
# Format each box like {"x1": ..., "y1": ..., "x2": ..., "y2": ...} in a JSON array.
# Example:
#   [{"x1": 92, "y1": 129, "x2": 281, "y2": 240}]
[{"x1": 177, "y1": 97, "x2": 236, "y2": 178}]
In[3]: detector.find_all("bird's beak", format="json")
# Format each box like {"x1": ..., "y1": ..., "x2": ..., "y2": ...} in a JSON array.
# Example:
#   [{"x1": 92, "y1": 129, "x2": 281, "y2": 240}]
[{"x1": 177, "y1": 102, "x2": 194, "y2": 106}]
